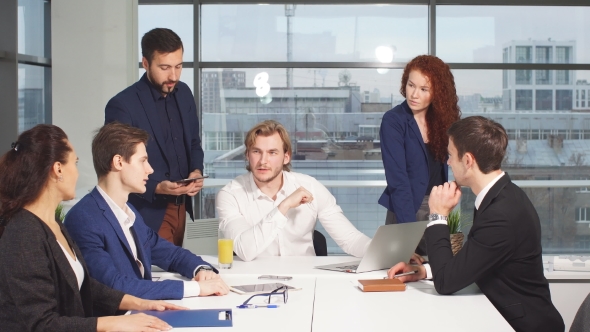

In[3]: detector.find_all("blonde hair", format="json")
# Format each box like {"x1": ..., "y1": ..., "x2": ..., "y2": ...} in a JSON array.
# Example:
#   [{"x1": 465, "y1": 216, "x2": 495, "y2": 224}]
[{"x1": 244, "y1": 120, "x2": 292, "y2": 172}]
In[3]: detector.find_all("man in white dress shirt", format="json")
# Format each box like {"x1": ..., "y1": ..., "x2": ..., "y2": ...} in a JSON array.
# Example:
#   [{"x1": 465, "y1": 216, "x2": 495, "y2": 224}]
[{"x1": 216, "y1": 120, "x2": 371, "y2": 261}]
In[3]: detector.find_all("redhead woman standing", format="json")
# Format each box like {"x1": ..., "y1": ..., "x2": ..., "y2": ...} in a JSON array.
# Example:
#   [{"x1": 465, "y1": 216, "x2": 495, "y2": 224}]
[
  {"x1": 0, "y1": 124, "x2": 182, "y2": 332},
  {"x1": 378, "y1": 55, "x2": 461, "y2": 255}
]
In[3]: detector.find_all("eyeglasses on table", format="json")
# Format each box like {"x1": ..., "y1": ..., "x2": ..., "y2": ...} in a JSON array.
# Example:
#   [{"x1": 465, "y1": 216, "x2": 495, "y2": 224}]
[{"x1": 236, "y1": 286, "x2": 289, "y2": 309}]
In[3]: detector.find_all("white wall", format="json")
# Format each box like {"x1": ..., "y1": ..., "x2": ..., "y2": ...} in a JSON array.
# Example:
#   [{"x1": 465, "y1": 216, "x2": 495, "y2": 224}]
[{"x1": 51, "y1": 0, "x2": 137, "y2": 203}]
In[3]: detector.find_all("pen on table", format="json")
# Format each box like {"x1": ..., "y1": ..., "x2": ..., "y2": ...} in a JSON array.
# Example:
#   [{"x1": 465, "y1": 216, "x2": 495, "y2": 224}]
[
  {"x1": 383, "y1": 270, "x2": 418, "y2": 279},
  {"x1": 237, "y1": 304, "x2": 280, "y2": 309}
]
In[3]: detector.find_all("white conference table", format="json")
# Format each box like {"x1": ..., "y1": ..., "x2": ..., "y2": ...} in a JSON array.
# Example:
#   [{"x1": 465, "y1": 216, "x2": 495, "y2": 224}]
[{"x1": 153, "y1": 255, "x2": 513, "y2": 332}]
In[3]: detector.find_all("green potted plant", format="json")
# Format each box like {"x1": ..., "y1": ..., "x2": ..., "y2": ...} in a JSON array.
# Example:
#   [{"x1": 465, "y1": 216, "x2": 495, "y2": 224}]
[
  {"x1": 55, "y1": 203, "x2": 66, "y2": 223},
  {"x1": 447, "y1": 210, "x2": 472, "y2": 255}
]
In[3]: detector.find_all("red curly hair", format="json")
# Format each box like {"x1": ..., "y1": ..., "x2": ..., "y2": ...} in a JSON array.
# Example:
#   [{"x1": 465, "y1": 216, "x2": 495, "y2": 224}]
[{"x1": 400, "y1": 55, "x2": 461, "y2": 162}]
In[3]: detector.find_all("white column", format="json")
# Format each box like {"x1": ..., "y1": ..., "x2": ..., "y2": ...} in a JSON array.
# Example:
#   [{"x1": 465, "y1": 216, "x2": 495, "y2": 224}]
[{"x1": 52, "y1": 0, "x2": 138, "y2": 202}]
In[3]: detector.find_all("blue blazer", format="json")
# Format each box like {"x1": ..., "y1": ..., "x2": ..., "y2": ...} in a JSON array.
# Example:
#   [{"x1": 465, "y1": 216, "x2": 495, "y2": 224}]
[
  {"x1": 64, "y1": 188, "x2": 216, "y2": 300},
  {"x1": 105, "y1": 73, "x2": 204, "y2": 231},
  {"x1": 378, "y1": 101, "x2": 448, "y2": 222}
]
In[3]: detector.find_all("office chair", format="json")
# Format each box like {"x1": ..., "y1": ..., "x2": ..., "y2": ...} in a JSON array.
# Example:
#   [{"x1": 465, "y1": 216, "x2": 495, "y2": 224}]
[
  {"x1": 182, "y1": 218, "x2": 219, "y2": 255},
  {"x1": 571, "y1": 292, "x2": 590, "y2": 332},
  {"x1": 313, "y1": 230, "x2": 328, "y2": 256}
]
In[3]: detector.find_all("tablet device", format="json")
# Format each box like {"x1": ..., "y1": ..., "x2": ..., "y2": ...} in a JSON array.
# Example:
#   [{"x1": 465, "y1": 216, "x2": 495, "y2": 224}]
[{"x1": 229, "y1": 283, "x2": 300, "y2": 295}]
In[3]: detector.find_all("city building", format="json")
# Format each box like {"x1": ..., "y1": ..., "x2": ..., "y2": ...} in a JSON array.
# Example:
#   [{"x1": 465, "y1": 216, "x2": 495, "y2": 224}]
[
  {"x1": 201, "y1": 69, "x2": 246, "y2": 113},
  {"x1": 502, "y1": 39, "x2": 576, "y2": 112},
  {"x1": 574, "y1": 80, "x2": 590, "y2": 111}
]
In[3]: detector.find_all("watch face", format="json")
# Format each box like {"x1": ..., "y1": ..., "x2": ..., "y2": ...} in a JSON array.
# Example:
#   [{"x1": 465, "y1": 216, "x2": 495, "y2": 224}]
[{"x1": 429, "y1": 213, "x2": 446, "y2": 221}]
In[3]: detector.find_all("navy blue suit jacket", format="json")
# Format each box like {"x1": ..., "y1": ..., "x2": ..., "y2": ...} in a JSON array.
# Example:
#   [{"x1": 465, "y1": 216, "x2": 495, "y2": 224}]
[
  {"x1": 378, "y1": 101, "x2": 448, "y2": 222},
  {"x1": 64, "y1": 188, "x2": 216, "y2": 300},
  {"x1": 105, "y1": 73, "x2": 204, "y2": 231}
]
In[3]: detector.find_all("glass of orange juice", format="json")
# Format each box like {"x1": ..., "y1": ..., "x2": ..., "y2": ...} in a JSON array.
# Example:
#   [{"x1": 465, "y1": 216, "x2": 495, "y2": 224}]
[{"x1": 218, "y1": 229, "x2": 233, "y2": 269}]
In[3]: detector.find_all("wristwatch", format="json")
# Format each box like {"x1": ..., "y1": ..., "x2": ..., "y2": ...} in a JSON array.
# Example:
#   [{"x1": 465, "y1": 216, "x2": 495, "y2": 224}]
[
  {"x1": 195, "y1": 265, "x2": 213, "y2": 275},
  {"x1": 428, "y1": 213, "x2": 448, "y2": 222}
]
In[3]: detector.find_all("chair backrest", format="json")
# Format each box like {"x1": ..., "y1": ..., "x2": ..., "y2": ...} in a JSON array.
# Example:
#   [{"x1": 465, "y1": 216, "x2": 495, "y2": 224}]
[
  {"x1": 313, "y1": 229, "x2": 328, "y2": 256},
  {"x1": 571, "y1": 292, "x2": 590, "y2": 332},
  {"x1": 183, "y1": 218, "x2": 219, "y2": 256}
]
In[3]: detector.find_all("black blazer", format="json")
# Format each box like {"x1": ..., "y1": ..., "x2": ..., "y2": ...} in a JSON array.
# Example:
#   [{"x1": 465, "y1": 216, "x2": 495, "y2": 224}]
[
  {"x1": 105, "y1": 73, "x2": 204, "y2": 231},
  {"x1": 0, "y1": 210, "x2": 125, "y2": 332},
  {"x1": 426, "y1": 174, "x2": 564, "y2": 332}
]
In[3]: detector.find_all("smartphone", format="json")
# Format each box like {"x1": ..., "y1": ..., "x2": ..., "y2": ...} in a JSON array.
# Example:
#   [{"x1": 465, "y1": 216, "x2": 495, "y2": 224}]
[
  {"x1": 258, "y1": 275, "x2": 293, "y2": 280},
  {"x1": 175, "y1": 174, "x2": 209, "y2": 184}
]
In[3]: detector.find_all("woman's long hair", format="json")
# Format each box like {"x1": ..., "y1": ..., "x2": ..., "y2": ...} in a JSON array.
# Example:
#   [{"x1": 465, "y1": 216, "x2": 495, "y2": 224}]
[
  {"x1": 0, "y1": 124, "x2": 71, "y2": 222},
  {"x1": 400, "y1": 55, "x2": 461, "y2": 162}
]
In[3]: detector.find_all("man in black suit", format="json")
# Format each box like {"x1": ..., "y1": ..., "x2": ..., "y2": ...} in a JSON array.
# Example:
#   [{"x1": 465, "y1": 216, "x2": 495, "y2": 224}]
[
  {"x1": 105, "y1": 28, "x2": 204, "y2": 246},
  {"x1": 388, "y1": 116, "x2": 564, "y2": 332}
]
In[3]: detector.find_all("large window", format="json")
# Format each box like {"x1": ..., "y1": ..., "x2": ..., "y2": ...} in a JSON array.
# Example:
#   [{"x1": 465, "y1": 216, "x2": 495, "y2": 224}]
[
  {"x1": 139, "y1": 2, "x2": 590, "y2": 255},
  {"x1": 515, "y1": 90, "x2": 533, "y2": 110},
  {"x1": 201, "y1": 5, "x2": 427, "y2": 63},
  {"x1": 17, "y1": 0, "x2": 51, "y2": 132},
  {"x1": 536, "y1": 90, "x2": 553, "y2": 111}
]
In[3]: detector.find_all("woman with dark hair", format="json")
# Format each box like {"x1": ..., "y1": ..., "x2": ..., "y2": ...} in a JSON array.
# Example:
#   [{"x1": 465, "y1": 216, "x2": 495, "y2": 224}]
[
  {"x1": 0, "y1": 124, "x2": 182, "y2": 332},
  {"x1": 378, "y1": 55, "x2": 461, "y2": 256}
]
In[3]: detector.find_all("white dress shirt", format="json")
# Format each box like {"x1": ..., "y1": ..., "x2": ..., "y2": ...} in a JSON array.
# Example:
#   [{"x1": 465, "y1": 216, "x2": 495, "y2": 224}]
[
  {"x1": 96, "y1": 185, "x2": 144, "y2": 277},
  {"x1": 216, "y1": 171, "x2": 371, "y2": 261},
  {"x1": 57, "y1": 241, "x2": 85, "y2": 290},
  {"x1": 96, "y1": 186, "x2": 201, "y2": 297},
  {"x1": 424, "y1": 172, "x2": 506, "y2": 279}
]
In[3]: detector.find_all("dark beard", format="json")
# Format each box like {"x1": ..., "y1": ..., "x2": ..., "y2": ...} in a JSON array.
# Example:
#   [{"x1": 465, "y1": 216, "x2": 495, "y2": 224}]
[{"x1": 147, "y1": 72, "x2": 177, "y2": 95}]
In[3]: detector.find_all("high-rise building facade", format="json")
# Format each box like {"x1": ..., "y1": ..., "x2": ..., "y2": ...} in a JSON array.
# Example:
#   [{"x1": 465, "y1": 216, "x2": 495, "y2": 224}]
[
  {"x1": 201, "y1": 69, "x2": 246, "y2": 113},
  {"x1": 502, "y1": 40, "x2": 575, "y2": 112}
]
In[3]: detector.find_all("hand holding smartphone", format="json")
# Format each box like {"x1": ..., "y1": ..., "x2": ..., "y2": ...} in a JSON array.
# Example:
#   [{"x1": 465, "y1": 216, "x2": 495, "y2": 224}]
[{"x1": 175, "y1": 174, "x2": 209, "y2": 184}]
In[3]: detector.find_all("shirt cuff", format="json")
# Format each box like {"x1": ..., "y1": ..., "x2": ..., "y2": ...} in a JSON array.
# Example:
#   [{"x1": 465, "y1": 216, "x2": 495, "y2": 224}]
[
  {"x1": 193, "y1": 265, "x2": 206, "y2": 277},
  {"x1": 427, "y1": 220, "x2": 448, "y2": 228},
  {"x1": 423, "y1": 263, "x2": 433, "y2": 280},
  {"x1": 183, "y1": 281, "x2": 201, "y2": 298},
  {"x1": 270, "y1": 207, "x2": 288, "y2": 229}
]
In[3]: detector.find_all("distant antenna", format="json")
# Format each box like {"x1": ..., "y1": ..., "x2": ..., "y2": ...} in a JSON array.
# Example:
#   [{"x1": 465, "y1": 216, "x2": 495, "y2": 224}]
[
  {"x1": 285, "y1": 4, "x2": 296, "y2": 88},
  {"x1": 318, "y1": 69, "x2": 328, "y2": 87},
  {"x1": 338, "y1": 70, "x2": 352, "y2": 86}
]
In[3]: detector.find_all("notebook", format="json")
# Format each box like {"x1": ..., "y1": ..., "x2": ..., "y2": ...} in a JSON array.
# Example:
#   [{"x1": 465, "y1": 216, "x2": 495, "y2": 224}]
[{"x1": 358, "y1": 278, "x2": 406, "y2": 292}]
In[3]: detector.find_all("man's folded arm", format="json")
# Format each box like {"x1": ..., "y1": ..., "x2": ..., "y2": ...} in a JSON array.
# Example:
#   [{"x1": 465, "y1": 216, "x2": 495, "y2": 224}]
[{"x1": 216, "y1": 189, "x2": 285, "y2": 262}]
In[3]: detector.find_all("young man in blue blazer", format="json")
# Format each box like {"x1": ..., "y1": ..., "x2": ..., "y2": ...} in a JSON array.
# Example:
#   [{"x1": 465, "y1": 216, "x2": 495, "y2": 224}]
[
  {"x1": 105, "y1": 28, "x2": 203, "y2": 246},
  {"x1": 65, "y1": 122, "x2": 229, "y2": 300}
]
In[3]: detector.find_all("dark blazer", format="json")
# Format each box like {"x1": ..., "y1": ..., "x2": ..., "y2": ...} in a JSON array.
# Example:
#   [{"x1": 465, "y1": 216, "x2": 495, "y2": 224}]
[
  {"x1": 105, "y1": 73, "x2": 204, "y2": 231},
  {"x1": 378, "y1": 101, "x2": 448, "y2": 222},
  {"x1": 0, "y1": 210, "x2": 124, "y2": 332},
  {"x1": 64, "y1": 188, "x2": 216, "y2": 300},
  {"x1": 426, "y1": 174, "x2": 564, "y2": 332}
]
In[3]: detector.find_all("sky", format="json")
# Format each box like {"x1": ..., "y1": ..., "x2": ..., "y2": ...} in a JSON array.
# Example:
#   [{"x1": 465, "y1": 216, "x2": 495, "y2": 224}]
[{"x1": 139, "y1": 4, "x2": 590, "y2": 99}]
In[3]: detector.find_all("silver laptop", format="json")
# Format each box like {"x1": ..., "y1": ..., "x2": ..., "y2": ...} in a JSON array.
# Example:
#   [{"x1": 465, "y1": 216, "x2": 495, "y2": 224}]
[{"x1": 315, "y1": 220, "x2": 428, "y2": 273}]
